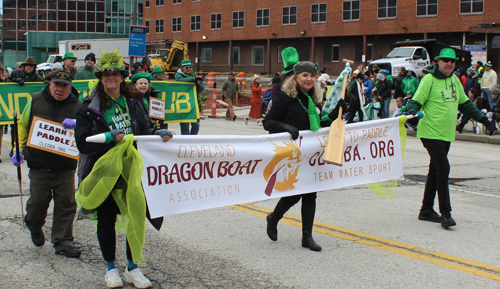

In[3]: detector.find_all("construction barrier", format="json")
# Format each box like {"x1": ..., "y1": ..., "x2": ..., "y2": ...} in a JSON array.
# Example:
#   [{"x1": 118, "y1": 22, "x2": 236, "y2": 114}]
[
  {"x1": 164, "y1": 72, "x2": 169, "y2": 80},
  {"x1": 207, "y1": 71, "x2": 215, "y2": 88},
  {"x1": 237, "y1": 71, "x2": 247, "y2": 88},
  {"x1": 211, "y1": 87, "x2": 217, "y2": 116}
]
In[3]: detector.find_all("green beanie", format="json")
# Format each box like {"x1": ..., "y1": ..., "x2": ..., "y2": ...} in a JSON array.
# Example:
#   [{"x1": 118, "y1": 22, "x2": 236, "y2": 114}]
[{"x1": 131, "y1": 72, "x2": 151, "y2": 84}]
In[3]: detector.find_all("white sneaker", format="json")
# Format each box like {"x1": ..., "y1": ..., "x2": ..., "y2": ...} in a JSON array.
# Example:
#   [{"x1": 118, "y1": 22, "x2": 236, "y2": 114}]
[
  {"x1": 123, "y1": 267, "x2": 152, "y2": 288},
  {"x1": 105, "y1": 268, "x2": 123, "y2": 288},
  {"x1": 257, "y1": 119, "x2": 263, "y2": 126}
]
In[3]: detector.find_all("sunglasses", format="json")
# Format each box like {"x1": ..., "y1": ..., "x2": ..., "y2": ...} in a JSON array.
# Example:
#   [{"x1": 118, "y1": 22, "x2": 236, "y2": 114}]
[
  {"x1": 102, "y1": 71, "x2": 121, "y2": 77},
  {"x1": 25, "y1": 64, "x2": 36, "y2": 67},
  {"x1": 440, "y1": 58, "x2": 456, "y2": 64},
  {"x1": 184, "y1": 66, "x2": 192, "y2": 69}
]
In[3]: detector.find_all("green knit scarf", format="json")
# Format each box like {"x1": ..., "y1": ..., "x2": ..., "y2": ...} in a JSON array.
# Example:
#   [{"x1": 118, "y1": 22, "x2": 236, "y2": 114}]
[{"x1": 297, "y1": 92, "x2": 321, "y2": 132}]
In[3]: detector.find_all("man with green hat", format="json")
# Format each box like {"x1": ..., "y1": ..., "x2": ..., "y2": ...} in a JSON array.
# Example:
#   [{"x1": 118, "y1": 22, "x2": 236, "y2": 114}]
[
  {"x1": 481, "y1": 61, "x2": 497, "y2": 108},
  {"x1": 271, "y1": 47, "x2": 300, "y2": 102},
  {"x1": 175, "y1": 59, "x2": 204, "y2": 134},
  {"x1": 62, "y1": 52, "x2": 78, "y2": 80},
  {"x1": 406, "y1": 48, "x2": 495, "y2": 229},
  {"x1": 151, "y1": 66, "x2": 165, "y2": 80}
]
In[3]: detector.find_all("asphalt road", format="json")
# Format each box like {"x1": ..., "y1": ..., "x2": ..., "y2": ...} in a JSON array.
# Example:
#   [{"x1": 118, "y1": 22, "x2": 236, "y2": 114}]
[{"x1": 1, "y1": 119, "x2": 500, "y2": 288}]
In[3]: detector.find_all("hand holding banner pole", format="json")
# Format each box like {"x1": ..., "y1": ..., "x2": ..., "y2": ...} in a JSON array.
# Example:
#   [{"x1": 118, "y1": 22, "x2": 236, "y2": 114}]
[{"x1": 13, "y1": 110, "x2": 25, "y2": 226}]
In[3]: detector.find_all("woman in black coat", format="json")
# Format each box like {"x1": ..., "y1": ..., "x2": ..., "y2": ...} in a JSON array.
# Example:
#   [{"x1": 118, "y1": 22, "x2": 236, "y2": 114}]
[{"x1": 263, "y1": 61, "x2": 345, "y2": 252}]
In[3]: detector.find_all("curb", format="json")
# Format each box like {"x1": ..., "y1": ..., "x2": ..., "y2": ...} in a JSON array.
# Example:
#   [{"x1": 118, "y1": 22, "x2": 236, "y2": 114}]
[{"x1": 406, "y1": 128, "x2": 500, "y2": 145}]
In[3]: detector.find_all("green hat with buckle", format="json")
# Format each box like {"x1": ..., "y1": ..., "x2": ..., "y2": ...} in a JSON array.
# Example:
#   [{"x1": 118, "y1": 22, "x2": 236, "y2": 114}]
[
  {"x1": 281, "y1": 47, "x2": 300, "y2": 75},
  {"x1": 62, "y1": 52, "x2": 77, "y2": 61},
  {"x1": 435, "y1": 48, "x2": 458, "y2": 60},
  {"x1": 181, "y1": 59, "x2": 193, "y2": 67}
]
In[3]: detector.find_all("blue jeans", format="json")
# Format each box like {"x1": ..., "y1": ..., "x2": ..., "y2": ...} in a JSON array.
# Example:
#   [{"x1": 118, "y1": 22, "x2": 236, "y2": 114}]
[
  {"x1": 180, "y1": 121, "x2": 200, "y2": 135},
  {"x1": 380, "y1": 98, "x2": 391, "y2": 118},
  {"x1": 482, "y1": 89, "x2": 493, "y2": 109}
]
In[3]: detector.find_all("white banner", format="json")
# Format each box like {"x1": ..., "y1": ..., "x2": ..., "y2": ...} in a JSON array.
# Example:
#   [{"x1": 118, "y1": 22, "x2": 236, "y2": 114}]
[{"x1": 139, "y1": 118, "x2": 404, "y2": 218}]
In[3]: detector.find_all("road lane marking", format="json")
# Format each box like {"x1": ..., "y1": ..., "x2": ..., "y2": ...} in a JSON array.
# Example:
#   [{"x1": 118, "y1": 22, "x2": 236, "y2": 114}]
[{"x1": 229, "y1": 203, "x2": 500, "y2": 282}]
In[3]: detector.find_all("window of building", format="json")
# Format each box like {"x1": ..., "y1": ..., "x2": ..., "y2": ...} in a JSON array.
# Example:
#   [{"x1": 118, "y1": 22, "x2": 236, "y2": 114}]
[
  {"x1": 311, "y1": 3, "x2": 327, "y2": 23},
  {"x1": 233, "y1": 11, "x2": 244, "y2": 28},
  {"x1": 155, "y1": 18, "x2": 164, "y2": 33},
  {"x1": 343, "y1": 1, "x2": 360, "y2": 21},
  {"x1": 156, "y1": 0, "x2": 164, "y2": 6},
  {"x1": 211, "y1": 13, "x2": 222, "y2": 30},
  {"x1": 355, "y1": 43, "x2": 373, "y2": 62},
  {"x1": 282, "y1": 6, "x2": 297, "y2": 25},
  {"x1": 173, "y1": 0, "x2": 182, "y2": 3},
  {"x1": 191, "y1": 15, "x2": 201, "y2": 31},
  {"x1": 378, "y1": 0, "x2": 397, "y2": 18},
  {"x1": 460, "y1": 0, "x2": 483, "y2": 14},
  {"x1": 192, "y1": 0, "x2": 201, "y2": 2},
  {"x1": 232, "y1": 47, "x2": 240, "y2": 65},
  {"x1": 145, "y1": 20, "x2": 150, "y2": 34},
  {"x1": 172, "y1": 17, "x2": 182, "y2": 32},
  {"x1": 417, "y1": 0, "x2": 438, "y2": 16},
  {"x1": 145, "y1": 0, "x2": 150, "y2": 8},
  {"x1": 202, "y1": 48, "x2": 212, "y2": 62},
  {"x1": 252, "y1": 46, "x2": 264, "y2": 65},
  {"x1": 256, "y1": 8, "x2": 270, "y2": 27},
  {"x1": 323, "y1": 44, "x2": 340, "y2": 62}
]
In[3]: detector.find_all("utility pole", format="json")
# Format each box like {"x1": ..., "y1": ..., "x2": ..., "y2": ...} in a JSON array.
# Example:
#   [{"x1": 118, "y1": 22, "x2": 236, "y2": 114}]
[{"x1": 130, "y1": 0, "x2": 139, "y2": 73}]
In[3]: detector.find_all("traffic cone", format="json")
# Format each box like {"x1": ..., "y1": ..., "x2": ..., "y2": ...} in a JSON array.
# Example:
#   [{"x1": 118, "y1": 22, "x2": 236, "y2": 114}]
[{"x1": 211, "y1": 87, "x2": 217, "y2": 117}]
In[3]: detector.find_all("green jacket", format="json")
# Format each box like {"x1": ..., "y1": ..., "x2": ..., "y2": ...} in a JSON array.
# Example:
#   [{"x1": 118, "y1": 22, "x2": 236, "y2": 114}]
[
  {"x1": 401, "y1": 76, "x2": 419, "y2": 96},
  {"x1": 407, "y1": 64, "x2": 484, "y2": 141},
  {"x1": 221, "y1": 77, "x2": 240, "y2": 99},
  {"x1": 75, "y1": 65, "x2": 98, "y2": 80},
  {"x1": 346, "y1": 80, "x2": 359, "y2": 101}
]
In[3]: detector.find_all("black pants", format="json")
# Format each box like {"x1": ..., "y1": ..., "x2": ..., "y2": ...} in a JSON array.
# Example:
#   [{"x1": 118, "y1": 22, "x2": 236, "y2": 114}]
[
  {"x1": 420, "y1": 138, "x2": 452, "y2": 216},
  {"x1": 96, "y1": 196, "x2": 132, "y2": 262},
  {"x1": 270, "y1": 192, "x2": 317, "y2": 231},
  {"x1": 346, "y1": 99, "x2": 364, "y2": 123}
]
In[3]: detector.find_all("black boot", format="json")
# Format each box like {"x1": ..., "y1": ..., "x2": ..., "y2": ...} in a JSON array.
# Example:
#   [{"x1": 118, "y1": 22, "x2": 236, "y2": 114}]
[
  {"x1": 302, "y1": 230, "x2": 321, "y2": 252},
  {"x1": 266, "y1": 214, "x2": 278, "y2": 241}
]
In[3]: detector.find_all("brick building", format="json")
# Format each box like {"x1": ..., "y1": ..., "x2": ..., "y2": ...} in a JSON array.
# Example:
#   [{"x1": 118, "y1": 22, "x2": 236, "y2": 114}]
[{"x1": 143, "y1": 0, "x2": 500, "y2": 75}]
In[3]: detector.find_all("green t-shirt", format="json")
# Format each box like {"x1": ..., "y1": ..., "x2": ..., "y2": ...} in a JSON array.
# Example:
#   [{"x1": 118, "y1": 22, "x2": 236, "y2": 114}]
[
  {"x1": 102, "y1": 95, "x2": 133, "y2": 135},
  {"x1": 413, "y1": 74, "x2": 468, "y2": 141}
]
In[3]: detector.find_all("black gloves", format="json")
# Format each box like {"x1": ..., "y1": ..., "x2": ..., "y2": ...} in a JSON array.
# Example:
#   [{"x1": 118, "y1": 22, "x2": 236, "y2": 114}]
[
  {"x1": 195, "y1": 76, "x2": 204, "y2": 82},
  {"x1": 480, "y1": 117, "x2": 495, "y2": 135},
  {"x1": 336, "y1": 98, "x2": 347, "y2": 112},
  {"x1": 16, "y1": 78, "x2": 25, "y2": 86},
  {"x1": 281, "y1": 123, "x2": 299, "y2": 140}
]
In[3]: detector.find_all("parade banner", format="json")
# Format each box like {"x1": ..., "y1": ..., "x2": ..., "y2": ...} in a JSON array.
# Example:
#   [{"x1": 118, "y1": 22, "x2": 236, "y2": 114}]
[
  {"x1": 0, "y1": 80, "x2": 197, "y2": 125},
  {"x1": 26, "y1": 116, "x2": 79, "y2": 159},
  {"x1": 139, "y1": 117, "x2": 404, "y2": 218}
]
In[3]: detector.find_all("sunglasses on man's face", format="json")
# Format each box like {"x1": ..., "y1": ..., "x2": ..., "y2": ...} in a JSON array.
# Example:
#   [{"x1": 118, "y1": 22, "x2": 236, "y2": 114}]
[
  {"x1": 184, "y1": 66, "x2": 192, "y2": 69},
  {"x1": 440, "y1": 58, "x2": 456, "y2": 64},
  {"x1": 25, "y1": 64, "x2": 35, "y2": 67},
  {"x1": 71, "y1": 60, "x2": 76, "y2": 63}
]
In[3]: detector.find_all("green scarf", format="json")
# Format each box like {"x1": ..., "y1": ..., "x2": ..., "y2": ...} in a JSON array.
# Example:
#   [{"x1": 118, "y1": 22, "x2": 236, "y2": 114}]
[
  {"x1": 298, "y1": 92, "x2": 321, "y2": 132},
  {"x1": 77, "y1": 135, "x2": 146, "y2": 263}
]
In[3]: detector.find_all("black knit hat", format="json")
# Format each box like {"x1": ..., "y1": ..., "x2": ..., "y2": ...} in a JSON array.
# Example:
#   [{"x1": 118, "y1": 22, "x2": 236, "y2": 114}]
[
  {"x1": 293, "y1": 61, "x2": 319, "y2": 76},
  {"x1": 85, "y1": 53, "x2": 96, "y2": 62}
]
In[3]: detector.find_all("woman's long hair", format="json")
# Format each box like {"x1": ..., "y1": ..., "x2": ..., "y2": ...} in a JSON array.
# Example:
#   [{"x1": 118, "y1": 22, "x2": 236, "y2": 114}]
[{"x1": 469, "y1": 88, "x2": 480, "y2": 99}]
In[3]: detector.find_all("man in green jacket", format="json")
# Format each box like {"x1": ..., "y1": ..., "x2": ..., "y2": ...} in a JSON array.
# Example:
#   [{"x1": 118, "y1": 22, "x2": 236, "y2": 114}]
[
  {"x1": 401, "y1": 72, "x2": 419, "y2": 100},
  {"x1": 75, "y1": 53, "x2": 98, "y2": 80},
  {"x1": 62, "y1": 53, "x2": 78, "y2": 80},
  {"x1": 407, "y1": 48, "x2": 494, "y2": 229},
  {"x1": 174, "y1": 59, "x2": 204, "y2": 134},
  {"x1": 221, "y1": 71, "x2": 240, "y2": 121}
]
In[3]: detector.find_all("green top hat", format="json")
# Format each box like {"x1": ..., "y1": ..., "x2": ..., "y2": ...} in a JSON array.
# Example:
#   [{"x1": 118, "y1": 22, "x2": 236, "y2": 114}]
[
  {"x1": 484, "y1": 61, "x2": 493, "y2": 67},
  {"x1": 181, "y1": 59, "x2": 193, "y2": 67},
  {"x1": 62, "y1": 52, "x2": 77, "y2": 61},
  {"x1": 131, "y1": 72, "x2": 152, "y2": 84},
  {"x1": 281, "y1": 47, "x2": 300, "y2": 74},
  {"x1": 435, "y1": 48, "x2": 458, "y2": 60},
  {"x1": 151, "y1": 66, "x2": 164, "y2": 75}
]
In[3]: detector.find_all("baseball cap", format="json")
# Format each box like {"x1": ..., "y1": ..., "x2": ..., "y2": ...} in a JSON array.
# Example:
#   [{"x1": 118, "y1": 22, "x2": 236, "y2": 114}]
[
  {"x1": 229, "y1": 71, "x2": 236, "y2": 76},
  {"x1": 51, "y1": 71, "x2": 72, "y2": 85}
]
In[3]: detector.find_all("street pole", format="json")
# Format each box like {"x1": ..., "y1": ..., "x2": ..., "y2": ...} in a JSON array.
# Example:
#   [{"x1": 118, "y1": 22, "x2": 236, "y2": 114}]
[{"x1": 130, "y1": 0, "x2": 139, "y2": 74}]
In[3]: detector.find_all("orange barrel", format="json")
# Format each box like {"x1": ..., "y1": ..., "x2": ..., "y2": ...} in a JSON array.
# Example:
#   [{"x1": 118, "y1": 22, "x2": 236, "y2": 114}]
[
  {"x1": 211, "y1": 87, "x2": 217, "y2": 116},
  {"x1": 164, "y1": 72, "x2": 169, "y2": 80},
  {"x1": 237, "y1": 71, "x2": 246, "y2": 88},
  {"x1": 207, "y1": 71, "x2": 215, "y2": 88}
]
